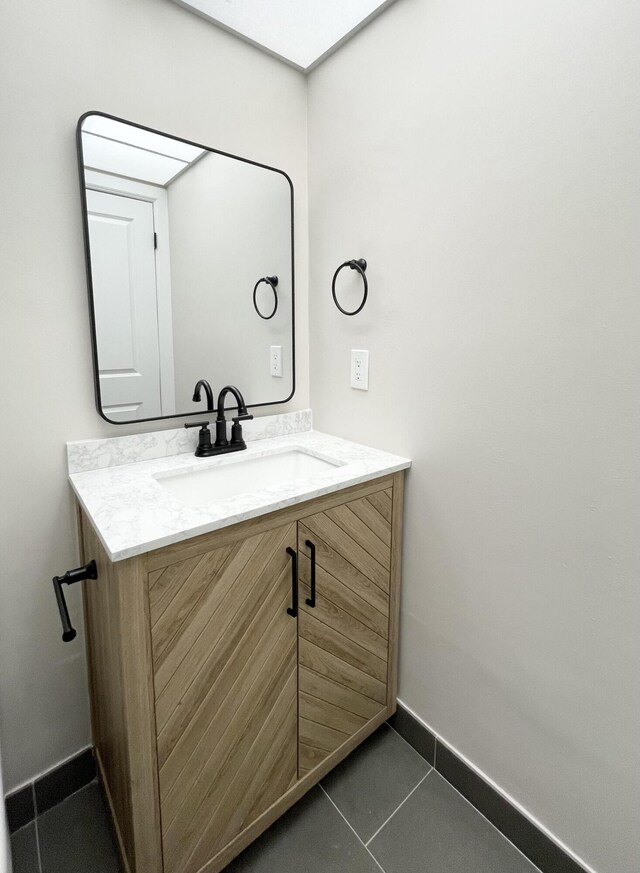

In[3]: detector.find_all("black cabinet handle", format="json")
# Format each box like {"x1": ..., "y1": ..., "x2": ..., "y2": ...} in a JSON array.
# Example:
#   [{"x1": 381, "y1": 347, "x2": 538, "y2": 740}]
[
  {"x1": 52, "y1": 560, "x2": 98, "y2": 642},
  {"x1": 305, "y1": 539, "x2": 316, "y2": 608},
  {"x1": 286, "y1": 547, "x2": 298, "y2": 617}
]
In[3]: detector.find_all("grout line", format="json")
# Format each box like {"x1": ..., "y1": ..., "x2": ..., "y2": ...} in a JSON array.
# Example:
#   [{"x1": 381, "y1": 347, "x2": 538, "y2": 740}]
[
  {"x1": 319, "y1": 785, "x2": 387, "y2": 873},
  {"x1": 5, "y1": 745, "x2": 94, "y2": 798},
  {"x1": 31, "y1": 784, "x2": 43, "y2": 873},
  {"x1": 37, "y1": 778, "x2": 99, "y2": 822},
  {"x1": 390, "y1": 711, "x2": 539, "y2": 869},
  {"x1": 396, "y1": 699, "x2": 595, "y2": 873},
  {"x1": 385, "y1": 720, "x2": 434, "y2": 767},
  {"x1": 431, "y1": 770, "x2": 544, "y2": 873},
  {"x1": 365, "y1": 769, "x2": 432, "y2": 847}
]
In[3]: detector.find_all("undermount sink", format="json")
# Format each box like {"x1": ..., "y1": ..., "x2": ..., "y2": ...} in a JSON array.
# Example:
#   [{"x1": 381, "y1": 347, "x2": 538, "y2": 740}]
[{"x1": 154, "y1": 448, "x2": 343, "y2": 507}]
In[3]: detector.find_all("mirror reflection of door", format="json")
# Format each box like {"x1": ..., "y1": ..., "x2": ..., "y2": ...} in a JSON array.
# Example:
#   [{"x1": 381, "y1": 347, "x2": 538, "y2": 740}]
[
  {"x1": 79, "y1": 113, "x2": 294, "y2": 423},
  {"x1": 87, "y1": 189, "x2": 168, "y2": 421}
]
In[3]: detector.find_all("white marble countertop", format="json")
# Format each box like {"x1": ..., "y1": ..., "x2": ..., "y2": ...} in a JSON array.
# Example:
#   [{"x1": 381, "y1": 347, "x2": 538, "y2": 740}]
[{"x1": 69, "y1": 429, "x2": 411, "y2": 561}]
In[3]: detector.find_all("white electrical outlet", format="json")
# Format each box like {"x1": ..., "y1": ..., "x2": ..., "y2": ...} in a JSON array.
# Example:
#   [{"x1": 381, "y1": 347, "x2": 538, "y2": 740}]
[
  {"x1": 350, "y1": 349, "x2": 369, "y2": 390},
  {"x1": 270, "y1": 345, "x2": 283, "y2": 377}
]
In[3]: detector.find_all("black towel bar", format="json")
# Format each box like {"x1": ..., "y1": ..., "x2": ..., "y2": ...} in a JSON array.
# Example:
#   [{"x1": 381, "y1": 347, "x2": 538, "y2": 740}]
[
  {"x1": 52, "y1": 560, "x2": 98, "y2": 642},
  {"x1": 331, "y1": 258, "x2": 368, "y2": 315},
  {"x1": 253, "y1": 275, "x2": 279, "y2": 319}
]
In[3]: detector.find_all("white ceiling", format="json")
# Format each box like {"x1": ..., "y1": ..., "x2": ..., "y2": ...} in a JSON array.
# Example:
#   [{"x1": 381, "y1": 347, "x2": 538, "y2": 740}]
[
  {"x1": 170, "y1": 0, "x2": 399, "y2": 72},
  {"x1": 81, "y1": 116, "x2": 205, "y2": 186}
]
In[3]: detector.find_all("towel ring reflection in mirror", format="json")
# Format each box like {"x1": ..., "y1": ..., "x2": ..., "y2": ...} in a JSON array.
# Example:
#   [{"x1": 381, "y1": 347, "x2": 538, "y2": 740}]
[
  {"x1": 253, "y1": 275, "x2": 279, "y2": 319},
  {"x1": 332, "y1": 258, "x2": 368, "y2": 316}
]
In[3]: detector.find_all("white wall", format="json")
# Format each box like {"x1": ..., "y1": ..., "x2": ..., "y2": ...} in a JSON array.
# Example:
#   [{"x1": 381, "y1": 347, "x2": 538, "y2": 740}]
[
  {"x1": 168, "y1": 152, "x2": 294, "y2": 406},
  {"x1": 0, "y1": 0, "x2": 308, "y2": 791},
  {"x1": 307, "y1": 1, "x2": 640, "y2": 871},
  {"x1": 1, "y1": 2, "x2": 638, "y2": 870}
]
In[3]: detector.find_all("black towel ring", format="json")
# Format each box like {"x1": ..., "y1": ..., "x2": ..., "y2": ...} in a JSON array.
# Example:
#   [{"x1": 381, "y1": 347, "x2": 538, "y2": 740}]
[
  {"x1": 253, "y1": 275, "x2": 279, "y2": 320},
  {"x1": 332, "y1": 259, "x2": 368, "y2": 316}
]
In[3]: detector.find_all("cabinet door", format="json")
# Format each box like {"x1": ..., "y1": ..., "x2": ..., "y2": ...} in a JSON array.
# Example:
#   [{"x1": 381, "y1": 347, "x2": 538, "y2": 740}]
[
  {"x1": 297, "y1": 488, "x2": 393, "y2": 776},
  {"x1": 149, "y1": 522, "x2": 298, "y2": 873}
]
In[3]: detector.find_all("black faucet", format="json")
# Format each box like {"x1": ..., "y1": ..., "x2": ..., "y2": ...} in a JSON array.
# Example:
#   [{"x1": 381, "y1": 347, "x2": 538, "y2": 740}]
[
  {"x1": 184, "y1": 385, "x2": 253, "y2": 457},
  {"x1": 184, "y1": 420, "x2": 215, "y2": 456},
  {"x1": 214, "y1": 385, "x2": 253, "y2": 451},
  {"x1": 192, "y1": 379, "x2": 214, "y2": 411}
]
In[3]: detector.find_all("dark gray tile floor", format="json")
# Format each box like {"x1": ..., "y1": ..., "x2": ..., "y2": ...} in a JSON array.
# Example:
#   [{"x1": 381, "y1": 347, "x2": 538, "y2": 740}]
[
  {"x1": 37, "y1": 782, "x2": 120, "y2": 873},
  {"x1": 11, "y1": 725, "x2": 540, "y2": 873},
  {"x1": 368, "y1": 763, "x2": 539, "y2": 873},
  {"x1": 9, "y1": 821, "x2": 39, "y2": 872},
  {"x1": 10, "y1": 782, "x2": 120, "y2": 873},
  {"x1": 224, "y1": 787, "x2": 380, "y2": 873},
  {"x1": 321, "y1": 722, "x2": 431, "y2": 842}
]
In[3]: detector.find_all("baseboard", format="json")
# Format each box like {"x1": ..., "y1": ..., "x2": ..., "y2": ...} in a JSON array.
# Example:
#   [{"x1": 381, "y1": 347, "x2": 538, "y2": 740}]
[
  {"x1": 389, "y1": 701, "x2": 595, "y2": 873},
  {"x1": 5, "y1": 747, "x2": 95, "y2": 833},
  {"x1": 6, "y1": 709, "x2": 598, "y2": 872}
]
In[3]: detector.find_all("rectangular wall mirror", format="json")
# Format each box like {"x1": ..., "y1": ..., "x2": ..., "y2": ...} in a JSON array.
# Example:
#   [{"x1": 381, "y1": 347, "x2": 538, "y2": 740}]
[{"x1": 77, "y1": 111, "x2": 295, "y2": 424}]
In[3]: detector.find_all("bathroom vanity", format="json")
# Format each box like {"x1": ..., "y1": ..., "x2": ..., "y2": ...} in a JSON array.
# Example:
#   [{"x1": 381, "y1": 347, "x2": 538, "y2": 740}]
[
  {"x1": 65, "y1": 108, "x2": 413, "y2": 873},
  {"x1": 67, "y1": 417, "x2": 410, "y2": 873}
]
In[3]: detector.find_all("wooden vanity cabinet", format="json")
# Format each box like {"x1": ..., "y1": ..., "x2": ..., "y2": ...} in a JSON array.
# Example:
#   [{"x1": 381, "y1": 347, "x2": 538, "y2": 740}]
[
  {"x1": 151, "y1": 522, "x2": 299, "y2": 873},
  {"x1": 79, "y1": 472, "x2": 404, "y2": 873},
  {"x1": 297, "y1": 489, "x2": 394, "y2": 775}
]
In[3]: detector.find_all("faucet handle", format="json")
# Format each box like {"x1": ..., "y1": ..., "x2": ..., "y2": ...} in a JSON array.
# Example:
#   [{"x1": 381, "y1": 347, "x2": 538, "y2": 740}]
[
  {"x1": 230, "y1": 412, "x2": 252, "y2": 448},
  {"x1": 184, "y1": 421, "x2": 213, "y2": 457}
]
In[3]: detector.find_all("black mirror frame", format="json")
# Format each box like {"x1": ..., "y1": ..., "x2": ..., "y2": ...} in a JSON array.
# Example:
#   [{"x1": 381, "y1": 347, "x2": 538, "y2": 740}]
[{"x1": 76, "y1": 110, "x2": 296, "y2": 425}]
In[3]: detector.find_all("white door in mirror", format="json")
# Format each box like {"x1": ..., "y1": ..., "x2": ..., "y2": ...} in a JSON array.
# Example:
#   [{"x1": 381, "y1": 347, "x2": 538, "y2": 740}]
[
  {"x1": 350, "y1": 349, "x2": 369, "y2": 390},
  {"x1": 87, "y1": 189, "x2": 164, "y2": 420}
]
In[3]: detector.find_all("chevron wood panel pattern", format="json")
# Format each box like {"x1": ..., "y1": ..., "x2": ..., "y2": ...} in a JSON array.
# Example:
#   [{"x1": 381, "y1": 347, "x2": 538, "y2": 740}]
[
  {"x1": 300, "y1": 691, "x2": 367, "y2": 734},
  {"x1": 159, "y1": 577, "x2": 291, "y2": 797},
  {"x1": 299, "y1": 562, "x2": 388, "y2": 655},
  {"x1": 298, "y1": 665, "x2": 383, "y2": 721},
  {"x1": 301, "y1": 511, "x2": 389, "y2": 592},
  {"x1": 299, "y1": 637, "x2": 387, "y2": 702},
  {"x1": 299, "y1": 611, "x2": 387, "y2": 681},
  {"x1": 78, "y1": 473, "x2": 404, "y2": 873},
  {"x1": 347, "y1": 489, "x2": 392, "y2": 544},
  {"x1": 185, "y1": 667, "x2": 297, "y2": 873},
  {"x1": 298, "y1": 522, "x2": 389, "y2": 614},
  {"x1": 149, "y1": 522, "x2": 298, "y2": 873},
  {"x1": 364, "y1": 487, "x2": 392, "y2": 524},
  {"x1": 324, "y1": 503, "x2": 391, "y2": 569},
  {"x1": 297, "y1": 492, "x2": 392, "y2": 776},
  {"x1": 300, "y1": 716, "x2": 349, "y2": 752},
  {"x1": 153, "y1": 525, "x2": 293, "y2": 731}
]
